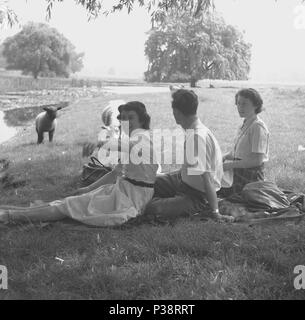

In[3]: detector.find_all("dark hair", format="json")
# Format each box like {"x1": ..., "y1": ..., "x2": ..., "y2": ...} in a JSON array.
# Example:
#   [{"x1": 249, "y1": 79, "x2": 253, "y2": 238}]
[
  {"x1": 235, "y1": 88, "x2": 263, "y2": 114},
  {"x1": 171, "y1": 89, "x2": 198, "y2": 116},
  {"x1": 117, "y1": 101, "x2": 150, "y2": 129}
]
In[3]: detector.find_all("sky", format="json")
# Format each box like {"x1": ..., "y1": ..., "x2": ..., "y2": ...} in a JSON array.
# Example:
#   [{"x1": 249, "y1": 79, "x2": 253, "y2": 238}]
[{"x1": 1, "y1": 0, "x2": 305, "y2": 83}]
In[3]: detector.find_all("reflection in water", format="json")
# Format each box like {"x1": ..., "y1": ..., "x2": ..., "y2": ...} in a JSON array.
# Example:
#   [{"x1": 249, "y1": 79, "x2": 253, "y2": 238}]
[{"x1": 0, "y1": 111, "x2": 17, "y2": 144}]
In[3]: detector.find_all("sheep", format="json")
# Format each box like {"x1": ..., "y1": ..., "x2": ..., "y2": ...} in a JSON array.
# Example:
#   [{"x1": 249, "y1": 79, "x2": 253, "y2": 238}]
[{"x1": 35, "y1": 105, "x2": 63, "y2": 144}]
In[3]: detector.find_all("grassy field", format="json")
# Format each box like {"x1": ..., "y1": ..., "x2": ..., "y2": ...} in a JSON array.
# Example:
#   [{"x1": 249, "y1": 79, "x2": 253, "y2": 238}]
[
  {"x1": 0, "y1": 72, "x2": 159, "y2": 94},
  {"x1": 1, "y1": 84, "x2": 305, "y2": 299}
]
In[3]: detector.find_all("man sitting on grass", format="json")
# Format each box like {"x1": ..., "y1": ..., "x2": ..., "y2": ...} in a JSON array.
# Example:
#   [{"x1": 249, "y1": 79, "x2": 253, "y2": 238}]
[{"x1": 144, "y1": 89, "x2": 234, "y2": 222}]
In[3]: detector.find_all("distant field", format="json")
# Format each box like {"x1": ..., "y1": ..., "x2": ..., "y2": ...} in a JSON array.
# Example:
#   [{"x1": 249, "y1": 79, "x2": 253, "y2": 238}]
[
  {"x1": 0, "y1": 74, "x2": 102, "y2": 93},
  {"x1": 0, "y1": 73, "x2": 170, "y2": 94},
  {"x1": 0, "y1": 84, "x2": 305, "y2": 300}
]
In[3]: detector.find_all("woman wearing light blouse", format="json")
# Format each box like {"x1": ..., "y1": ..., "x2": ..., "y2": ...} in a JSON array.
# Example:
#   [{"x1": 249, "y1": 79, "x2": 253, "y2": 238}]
[
  {"x1": 0, "y1": 102, "x2": 159, "y2": 227},
  {"x1": 220, "y1": 88, "x2": 269, "y2": 197}
]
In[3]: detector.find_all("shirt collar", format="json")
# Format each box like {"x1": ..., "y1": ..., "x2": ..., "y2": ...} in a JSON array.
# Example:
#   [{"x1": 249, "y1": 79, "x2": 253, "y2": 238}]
[
  {"x1": 239, "y1": 114, "x2": 257, "y2": 131},
  {"x1": 130, "y1": 128, "x2": 148, "y2": 138},
  {"x1": 243, "y1": 114, "x2": 258, "y2": 126},
  {"x1": 188, "y1": 117, "x2": 203, "y2": 130}
]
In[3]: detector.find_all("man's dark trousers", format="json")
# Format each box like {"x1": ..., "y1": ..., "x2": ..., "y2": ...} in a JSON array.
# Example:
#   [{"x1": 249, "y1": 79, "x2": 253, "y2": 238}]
[{"x1": 144, "y1": 171, "x2": 209, "y2": 219}]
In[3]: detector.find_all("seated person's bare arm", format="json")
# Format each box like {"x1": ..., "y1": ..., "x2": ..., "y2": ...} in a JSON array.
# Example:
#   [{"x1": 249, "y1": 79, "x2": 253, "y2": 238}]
[
  {"x1": 223, "y1": 152, "x2": 264, "y2": 170},
  {"x1": 202, "y1": 172, "x2": 234, "y2": 222}
]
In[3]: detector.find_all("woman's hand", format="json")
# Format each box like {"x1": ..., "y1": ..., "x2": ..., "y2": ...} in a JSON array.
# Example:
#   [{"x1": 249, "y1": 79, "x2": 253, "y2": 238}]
[{"x1": 223, "y1": 152, "x2": 234, "y2": 163}]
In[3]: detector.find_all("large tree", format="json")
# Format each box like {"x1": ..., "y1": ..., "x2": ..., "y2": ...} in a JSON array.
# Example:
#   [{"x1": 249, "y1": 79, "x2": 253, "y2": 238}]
[
  {"x1": 2, "y1": 22, "x2": 84, "y2": 79},
  {"x1": 144, "y1": 10, "x2": 251, "y2": 87}
]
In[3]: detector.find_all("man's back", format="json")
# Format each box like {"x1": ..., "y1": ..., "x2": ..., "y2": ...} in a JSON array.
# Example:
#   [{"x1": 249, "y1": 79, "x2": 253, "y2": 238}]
[{"x1": 181, "y1": 119, "x2": 223, "y2": 192}]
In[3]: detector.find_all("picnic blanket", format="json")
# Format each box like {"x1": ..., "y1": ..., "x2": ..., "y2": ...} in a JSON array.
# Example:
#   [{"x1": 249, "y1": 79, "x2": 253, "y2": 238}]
[
  {"x1": 219, "y1": 181, "x2": 305, "y2": 225},
  {"x1": 122, "y1": 180, "x2": 305, "y2": 228}
]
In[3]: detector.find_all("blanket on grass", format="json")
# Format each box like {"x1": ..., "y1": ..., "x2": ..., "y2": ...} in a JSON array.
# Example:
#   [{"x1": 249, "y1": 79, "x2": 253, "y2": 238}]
[{"x1": 218, "y1": 181, "x2": 305, "y2": 226}]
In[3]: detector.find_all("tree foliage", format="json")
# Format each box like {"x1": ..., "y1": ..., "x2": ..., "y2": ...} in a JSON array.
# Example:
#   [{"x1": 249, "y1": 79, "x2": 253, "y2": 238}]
[
  {"x1": 0, "y1": 0, "x2": 18, "y2": 28},
  {"x1": 44, "y1": 0, "x2": 215, "y2": 22},
  {"x1": 2, "y1": 0, "x2": 305, "y2": 28},
  {"x1": 2, "y1": 22, "x2": 84, "y2": 78},
  {"x1": 0, "y1": 44, "x2": 7, "y2": 69},
  {"x1": 144, "y1": 10, "x2": 251, "y2": 86}
]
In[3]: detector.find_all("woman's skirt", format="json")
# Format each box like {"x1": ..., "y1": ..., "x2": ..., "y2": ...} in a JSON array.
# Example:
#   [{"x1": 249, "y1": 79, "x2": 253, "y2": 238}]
[
  {"x1": 50, "y1": 177, "x2": 154, "y2": 226},
  {"x1": 218, "y1": 164, "x2": 265, "y2": 198}
]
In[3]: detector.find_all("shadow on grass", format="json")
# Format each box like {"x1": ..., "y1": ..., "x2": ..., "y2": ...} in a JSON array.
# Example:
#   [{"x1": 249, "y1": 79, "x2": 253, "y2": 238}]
[
  {"x1": 18, "y1": 141, "x2": 69, "y2": 148},
  {"x1": 0, "y1": 153, "x2": 83, "y2": 205},
  {"x1": 1, "y1": 218, "x2": 305, "y2": 299}
]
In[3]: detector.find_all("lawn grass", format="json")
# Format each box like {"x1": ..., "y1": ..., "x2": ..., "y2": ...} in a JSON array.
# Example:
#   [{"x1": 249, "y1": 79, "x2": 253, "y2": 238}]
[{"x1": 1, "y1": 84, "x2": 305, "y2": 299}]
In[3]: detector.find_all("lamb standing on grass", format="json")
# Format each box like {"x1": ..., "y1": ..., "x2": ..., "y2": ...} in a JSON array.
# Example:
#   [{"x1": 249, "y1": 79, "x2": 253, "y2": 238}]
[{"x1": 35, "y1": 105, "x2": 63, "y2": 144}]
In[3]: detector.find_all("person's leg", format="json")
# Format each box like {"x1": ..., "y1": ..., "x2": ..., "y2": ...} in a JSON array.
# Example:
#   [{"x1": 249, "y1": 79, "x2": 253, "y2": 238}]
[
  {"x1": 0, "y1": 202, "x2": 49, "y2": 210},
  {"x1": 0, "y1": 203, "x2": 67, "y2": 224},
  {"x1": 145, "y1": 171, "x2": 208, "y2": 218},
  {"x1": 144, "y1": 192, "x2": 208, "y2": 220},
  {"x1": 153, "y1": 172, "x2": 181, "y2": 198}
]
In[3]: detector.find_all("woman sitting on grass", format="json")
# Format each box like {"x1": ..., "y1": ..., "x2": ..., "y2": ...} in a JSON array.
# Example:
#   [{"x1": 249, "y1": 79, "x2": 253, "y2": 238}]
[
  {"x1": 219, "y1": 88, "x2": 270, "y2": 197},
  {"x1": 0, "y1": 102, "x2": 159, "y2": 227}
]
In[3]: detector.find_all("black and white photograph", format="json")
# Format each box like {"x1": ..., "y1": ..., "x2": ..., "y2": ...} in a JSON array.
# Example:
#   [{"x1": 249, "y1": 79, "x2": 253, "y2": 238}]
[{"x1": 0, "y1": 0, "x2": 305, "y2": 305}]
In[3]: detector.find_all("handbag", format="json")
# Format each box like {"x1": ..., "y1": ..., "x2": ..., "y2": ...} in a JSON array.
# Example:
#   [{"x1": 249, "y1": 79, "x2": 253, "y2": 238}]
[{"x1": 81, "y1": 156, "x2": 112, "y2": 187}]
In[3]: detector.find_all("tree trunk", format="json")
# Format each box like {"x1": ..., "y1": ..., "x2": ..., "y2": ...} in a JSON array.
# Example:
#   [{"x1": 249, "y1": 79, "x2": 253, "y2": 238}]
[
  {"x1": 189, "y1": 47, "x2": 197, "y2": 88},
  {"x1": 190, "y1": 78, "x2": 197, "y2": 88}
]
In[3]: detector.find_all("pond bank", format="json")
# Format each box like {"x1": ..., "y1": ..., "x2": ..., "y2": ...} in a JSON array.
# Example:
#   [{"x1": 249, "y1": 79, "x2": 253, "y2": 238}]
[{"x1": 0, "y1": 111, "x2": 17, "y2": 144}]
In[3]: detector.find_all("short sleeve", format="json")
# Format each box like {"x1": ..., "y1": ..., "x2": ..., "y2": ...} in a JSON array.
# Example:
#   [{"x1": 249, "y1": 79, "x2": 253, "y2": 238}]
[
  {"x1": 250, "y1": 123, "x2": 269, "y2": 154},
  {"x1": 185, "y1": 133, "x2": 213, "y2": 175}
]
